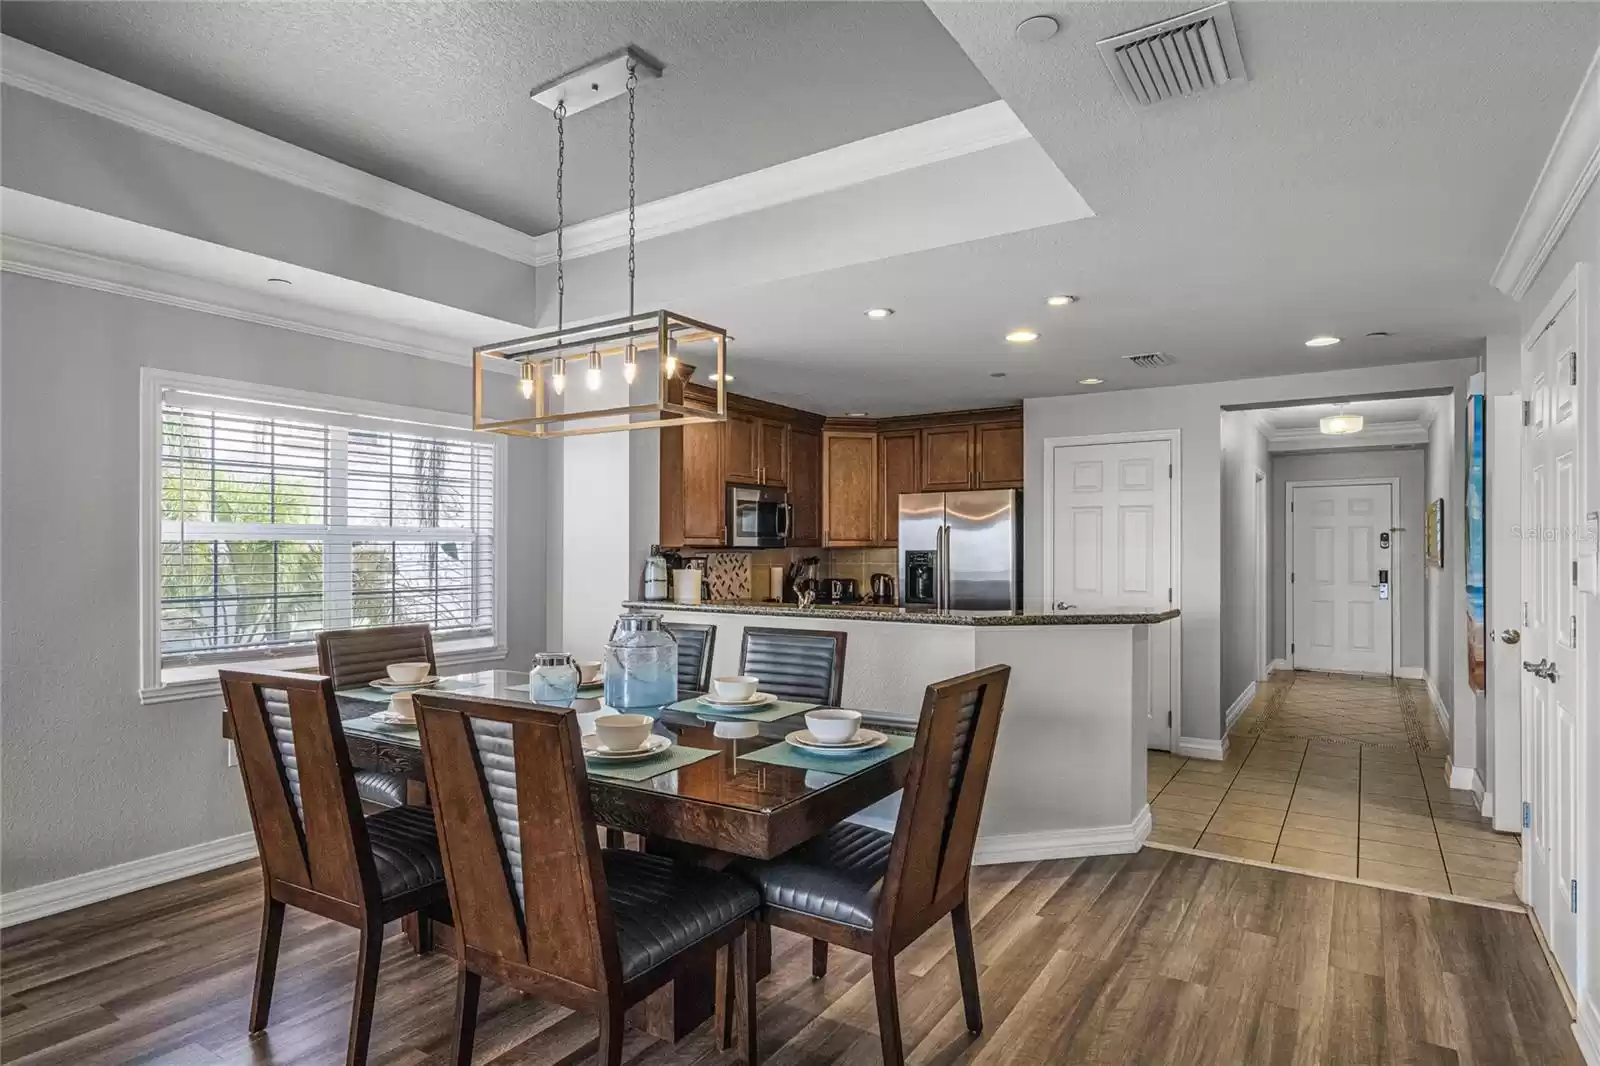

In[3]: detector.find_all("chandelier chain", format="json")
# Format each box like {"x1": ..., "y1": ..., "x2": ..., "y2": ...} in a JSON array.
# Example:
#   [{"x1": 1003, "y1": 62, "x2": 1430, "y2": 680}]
[
  {"x1": 627, "y1": 60, "x2": 637, "y2": 320},
  {"x1": 555, "y1": 100, "x2": 566, "y2": 338}
]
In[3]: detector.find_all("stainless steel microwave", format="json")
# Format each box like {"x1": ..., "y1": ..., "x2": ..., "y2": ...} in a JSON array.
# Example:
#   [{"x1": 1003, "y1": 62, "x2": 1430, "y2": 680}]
[{"x1": 726, "y1": 485, "x2": 790, "y2": 548}]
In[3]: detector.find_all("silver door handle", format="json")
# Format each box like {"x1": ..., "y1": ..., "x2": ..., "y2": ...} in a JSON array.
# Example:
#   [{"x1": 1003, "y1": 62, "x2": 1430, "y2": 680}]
[
  {"x1": 1499, "y1": 629, "x2": 1521, "y2": 645},
  {"x1": 1523, "y1": 658, "x2": 1560, "y2": 682},
  {"x1": 1054, "y1": 602, "x2": 1077, "y2": 611}
]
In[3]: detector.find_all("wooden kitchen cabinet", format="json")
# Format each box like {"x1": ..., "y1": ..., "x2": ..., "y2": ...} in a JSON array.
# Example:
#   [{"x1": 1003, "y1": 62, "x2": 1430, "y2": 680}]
[
  {"x1": 921, "y1": 425, "x2": 975, "y2": 491},
  {"x1": 660, "y1": 418, "x2": 726, "y2": 547},
  {"x1": 876, "y1": 430, "x2": 920, "y2": 546},
  {"x1": 822, "y1": 431, "x2": 877, "y2": 546},
  {"x1": 723, "y1": 413, "x2": 760, "y2": 485},
  {"x1": 759, "y1": 419, "x2": 789, "y2": 487},
  {"x1": 787, "y1": 428, "x2": 821, "y2": 545},
  {"x1": 975, "y1": 422, "x2": 1024, "y2": 489}
]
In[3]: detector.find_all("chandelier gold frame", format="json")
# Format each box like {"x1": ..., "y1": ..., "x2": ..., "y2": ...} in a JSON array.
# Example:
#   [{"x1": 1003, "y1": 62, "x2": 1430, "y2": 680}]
[{"x1": 472, "y1": 309, "x2": 728, "y2": 439}]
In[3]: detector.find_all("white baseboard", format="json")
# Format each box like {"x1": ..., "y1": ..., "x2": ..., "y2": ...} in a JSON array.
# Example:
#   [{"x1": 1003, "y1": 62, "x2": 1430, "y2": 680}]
[
  {"x1": 1480, "y1": 788, "x2": 1494, "y2": 819},
  {"x1": 0, "y1": 833, "x2": 256, "y2": 929},
  {"x1": 1443, "y1": 757, "x2": 1477, "y2": 792},
  {"x1": 972, "y1": 806, "x2": 1152, "y2": 865},
  {"x1": 1576, "y1": 996, "x2": 1600, "y2": 1066},
  {"x1": 1224, "y1": 682, "x2": 1257, "y2": 733},
  {"x1": 1424, "y1": 672, "x2": 1451, "y2": 738},
  {"x1": 1471, "y1": 770, "x2": 1487, "y2": 809},
  {"x1": 1394, "y1": 666, "x2": 1426, "y2": 680},
  {"x1": 1177, "y1": 735, "x2": 1229, "y2": 760},
  {"x1": 1266, "y1": 658, "x2": 1289, "y2": 675}
]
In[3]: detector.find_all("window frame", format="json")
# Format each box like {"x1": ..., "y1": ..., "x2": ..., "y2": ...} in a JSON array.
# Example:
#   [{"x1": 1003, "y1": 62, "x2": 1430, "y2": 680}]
[{"x1": 138, "y1": 368, "x2": 508, "y2": 704}]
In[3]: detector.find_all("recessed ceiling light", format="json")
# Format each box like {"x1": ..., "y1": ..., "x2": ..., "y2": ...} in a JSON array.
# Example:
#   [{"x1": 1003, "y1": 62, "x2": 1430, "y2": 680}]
[
  {"x1": 1078, "y1": 377, "x2": 1104, "y2": 385},
  {"x1": 1305, "y1": 335, "x2": 1341, "y2": 347},
  {"x1": 1365, "y1": 330, "x2": 1392, "y2": 338},
  {"x1": 708, "y1": 373, "x2": 734, "y2": 383},
  {"x1": 1046, "y1": 295, "x2": 1077, "y2": 307},
  {"x1": 1005, "y1": 329, "x2": 1039, "y2": 343},
  {"x1": 989, "y1": 372, "x2": 1008, "y2": 378},
  {"x1": 864, "y1": 307, "x2": 894, "y2": 319},
  {"x1": 846, "y1": 411, "x2": 869, "y2": 417},
  {"x1": 1015, "y1": 14, "x2": 1060, "y2": 42},
  {"x1": 267, "y1": 277, "x2": 293, "y2": 285}
]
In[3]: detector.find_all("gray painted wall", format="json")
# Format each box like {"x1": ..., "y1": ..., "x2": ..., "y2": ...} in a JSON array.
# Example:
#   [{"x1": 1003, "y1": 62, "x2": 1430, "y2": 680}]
[
  {"x1": 1024, "y1": 357, "x2": 1478, "y2": 743},
  {"x1": 1270, "y1": 448, "x2": 1428, "y2": 674},
  {"x1": 0, "y1": 274, "x2": 548, "y2": 893},
  {"x1": 1424, "y1": 403, "x2": 1463, "y2": 749},
  {"x1": 1219, "y1": 411, "x2": 1271, "y2": 715}
]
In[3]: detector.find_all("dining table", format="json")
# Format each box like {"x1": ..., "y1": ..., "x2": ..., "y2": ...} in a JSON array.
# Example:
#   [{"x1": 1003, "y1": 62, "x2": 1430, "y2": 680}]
[{"x1": 220, "y1": 667, "x2": 917, "y2": 1042}]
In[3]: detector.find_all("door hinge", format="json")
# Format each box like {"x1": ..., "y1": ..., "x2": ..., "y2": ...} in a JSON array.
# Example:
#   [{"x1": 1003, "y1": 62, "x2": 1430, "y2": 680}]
[
  {"x1": 1523, "y1": 400, "x2": 1532, "y2": 425},
  {"x1": 1168, "y1": 463, "x2": 1173, "y2": 478},
  {"x1": 1574, "y1": 560, "x2": 1580, "y2": 587},
  {"x1": 1572, "y1": 878, "x2": 1579, "y2": 914},
  {"x1": 1572, "y1": 615, "x2": 1578, "y2": 646},
  {"x1": 1167, "y1": 711, "x2": 1172, "y2": 726},
  {"x1": 1291, "y1": 572, "x2": 1296, "y2": 584},
  {"x1": 1523, "y1": 802, "x2": 1531, "y2": 829},
  {"x1": 1167, "y1": 587, "x2": 1173, "y2": 603},
  {"x1": 1572, "y1": 358, "x2": 1579, "y2": 387},
  {"x1": 1523, "y1": 601, "x2": 1530, "y2": 626},
  {"x1": 1291, "y1": 642, "x2": 1295, "y2": 653}
]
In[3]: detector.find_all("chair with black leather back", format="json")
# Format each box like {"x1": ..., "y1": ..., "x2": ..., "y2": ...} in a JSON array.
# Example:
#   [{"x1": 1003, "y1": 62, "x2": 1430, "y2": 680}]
[
  {"x1": 317, "y1": 624, "x2": 435, "y2": 808},
  {"x1": 734, "y1": 664, "x2": 1011, "y2": 1066},
  {"x1": 662, "y1": 621, "x2": 716, "y2": 697},
  {"x1": 738, "y1": 627, "x2": 846, "y2": 706},
  {"x1": 221, "y1": 668, "x2": 450, "y2": 1066},
  {"x1": 412, "y1": 688, "x2": 763, "y2": 1066}
]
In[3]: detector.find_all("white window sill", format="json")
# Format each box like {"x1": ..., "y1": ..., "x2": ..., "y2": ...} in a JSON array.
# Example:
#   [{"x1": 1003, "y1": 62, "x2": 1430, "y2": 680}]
[{"x1": 138, "y1": 639, "x2": 509, "y2": 705}]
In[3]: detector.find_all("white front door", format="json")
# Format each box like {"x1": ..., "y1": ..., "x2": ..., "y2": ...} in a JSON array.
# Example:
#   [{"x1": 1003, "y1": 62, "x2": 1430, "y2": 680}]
[
  {"x1": 1289, "y1": 483, "x2": 1394, "y2": 676},
  {"x1": 1520, "y1": 284, "x2": 1582, "y2": 984},
  {"x1": 1046, "y1": 438, "x2": 1174, "y2": 748}
]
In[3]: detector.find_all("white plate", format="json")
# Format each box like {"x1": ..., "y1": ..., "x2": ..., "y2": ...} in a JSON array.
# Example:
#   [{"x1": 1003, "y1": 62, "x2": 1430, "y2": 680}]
[
  {"x1": 372, "y1": 676, "x2": 441, "y2": 691},
  {"x1": 370, "y1": 709, "x2": 417, "y2": 726},
  {"x1": 582, "y1": 733, "x2": 672, "y2": 761},
  {"x1": 696, "y1": 692, "x2": 778, "y2": 711},
  {"x1": 785, "y1": 728, "x2": 888, "y2": 754}
]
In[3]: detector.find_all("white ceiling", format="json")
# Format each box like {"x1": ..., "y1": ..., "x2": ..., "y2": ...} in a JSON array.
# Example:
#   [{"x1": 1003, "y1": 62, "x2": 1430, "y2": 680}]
[
  {"x1": 1253, "y1": 395, "x2": 1448, "y2": 434},
  {"x1": 2, "y1": 2, "x2": 1597, "y2": 416}
]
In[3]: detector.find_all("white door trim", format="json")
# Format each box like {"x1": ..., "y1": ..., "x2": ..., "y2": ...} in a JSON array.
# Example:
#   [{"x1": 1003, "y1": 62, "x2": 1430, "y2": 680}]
[
  {"x1": 1284, "y1": 477, "x2": 1401, "y2": 676},
  {"x1": 1040, "y1": 429, "x2": 1182, "y2": 753},
  {"x1": 1256, "y1": 469, "x2": 1271, "y2": 681}
]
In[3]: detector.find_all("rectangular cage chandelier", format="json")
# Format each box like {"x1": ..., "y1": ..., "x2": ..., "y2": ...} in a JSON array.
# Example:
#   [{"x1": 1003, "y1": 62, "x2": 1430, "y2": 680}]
[
  {"x1": 472, "y1": 46, "x2": 729, "y2": 439},
  {"x1": 472, "y1": 310, "x2": 728, "y2": 438}
]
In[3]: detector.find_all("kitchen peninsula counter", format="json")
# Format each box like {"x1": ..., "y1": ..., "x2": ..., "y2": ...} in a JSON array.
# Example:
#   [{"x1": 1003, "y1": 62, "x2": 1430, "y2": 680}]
[
  {"x1": 629, "y1": 600, "x2": 1177, "y2": 865},
  {"x1": 621, "y1": 600, "x2": 1180, "y2": 626}
]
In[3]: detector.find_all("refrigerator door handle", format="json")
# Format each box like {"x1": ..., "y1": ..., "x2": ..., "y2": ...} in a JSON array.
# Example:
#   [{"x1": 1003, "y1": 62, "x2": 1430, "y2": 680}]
[{"x1": 940, "y1": 523, "x2": 952, "y2": 614}]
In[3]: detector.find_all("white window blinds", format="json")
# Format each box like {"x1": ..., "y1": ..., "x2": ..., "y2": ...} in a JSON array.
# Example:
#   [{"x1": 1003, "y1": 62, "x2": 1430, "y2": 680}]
[{"x1": 157, "y1": 386, "x2": 497, "y2": 670}]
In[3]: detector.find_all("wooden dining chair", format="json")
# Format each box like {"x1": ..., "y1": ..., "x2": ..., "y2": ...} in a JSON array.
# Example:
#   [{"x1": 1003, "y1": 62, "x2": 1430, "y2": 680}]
[
  {"x1": 735, "y1": 664, "x2": 1011, "y2": 1066},
  {"x1": 738, "y1": 627, "x2": 846, "y2": 706},
  {"x1": 411, "y1": 690, "x2": 763, "y2": 1066},
  {"x1": 317, "y1": 624, "x2": 436, "y2": 808},
  {"x1": 221, "y1": 668, "x2": 451, "y2": 1066},
  {"x1": 663, "y1": 621, "x2": 717, "y2": 697}
]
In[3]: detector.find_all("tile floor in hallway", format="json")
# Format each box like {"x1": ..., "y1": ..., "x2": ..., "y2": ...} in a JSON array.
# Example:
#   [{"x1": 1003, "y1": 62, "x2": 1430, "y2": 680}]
[{"x1": 1146, "y1": 670, "x2": 1522, "y2": 906}]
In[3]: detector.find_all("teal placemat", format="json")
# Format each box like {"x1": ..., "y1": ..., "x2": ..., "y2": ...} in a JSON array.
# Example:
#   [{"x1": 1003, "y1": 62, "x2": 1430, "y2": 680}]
[
  {"x1": 586, "y1": 743, "x2": 717, "y2": 782},
  {"x1": 342, "y1": 714, "x2": 420, "y2": 742},
  {"x1": 338, "y1": 678, "x2": 486, "y2": 703},
  {"x1": 738, "y1": 733, "x2": 914, "y2": 774},
  {"x1": 668, "y1": 696, "x2": 816, "y2": 723}
]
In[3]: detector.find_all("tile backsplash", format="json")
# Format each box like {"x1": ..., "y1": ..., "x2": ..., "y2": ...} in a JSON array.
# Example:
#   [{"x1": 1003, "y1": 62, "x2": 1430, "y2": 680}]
[
  {"x1": 823, "y1": 548, "x2": 898, "y2": 598},
  {"x1": 671, "y1": 546, "x2": 898, "y2": 602}
]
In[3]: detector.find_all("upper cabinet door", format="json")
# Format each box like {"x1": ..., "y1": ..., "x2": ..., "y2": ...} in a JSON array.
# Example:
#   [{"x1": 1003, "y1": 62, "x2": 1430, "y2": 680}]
[
  {"x1": 877, "y1": 430, "x2": 920, "y2": 546},
  {"x1": 921, "y1": 425, "x2": 975, "y2": 491},
  {"x1": 724, "y1": 412, "x2": 760, "y2": 485},
  {"x1": 759, "y1": 419, "x2": 789, "y2": 486},
  {"x1": 975, "y1": 423, "x2": 1024, "y2": 489},
  {"x1": 680, "y1": 420, "x2": 725, "y2": 545},
  {"x1": 823, "y1": 431, "x2": 877, "y2": 546},
  {"x1": 787, "y1": 428, "x2": 821, "y2": 545}
]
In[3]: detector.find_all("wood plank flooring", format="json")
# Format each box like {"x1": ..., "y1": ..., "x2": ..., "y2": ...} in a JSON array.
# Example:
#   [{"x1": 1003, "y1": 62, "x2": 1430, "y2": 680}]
[{"x1": 1, "y1": 850, "x2": 1581, "y2": 1064}]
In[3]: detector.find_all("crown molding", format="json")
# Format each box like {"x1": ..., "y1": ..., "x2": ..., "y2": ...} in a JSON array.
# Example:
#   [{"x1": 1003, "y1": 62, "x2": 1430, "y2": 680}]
[
  {"x1": 1491, "y1": 43, "x2": 1600, "y2": 300},
  {"x1": 530, "y1": 100, "x2": 1034, "y2": 264},
  {"x1": 1265, "y1": 420, "x2": 1430, "y2": 452},
  {"x1": 0, "y1": 35, "x2": 545, "y2": 266},
  {"x1": 0, "y1": 234, "x2": 500, "y2": 368}
]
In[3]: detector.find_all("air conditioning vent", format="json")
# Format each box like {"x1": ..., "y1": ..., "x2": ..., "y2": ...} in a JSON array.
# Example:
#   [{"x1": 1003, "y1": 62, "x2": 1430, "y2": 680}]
[
  {"x1": 1097, "y1": 2, "x2": 1247, "y2": 107},
  {"x1": 1123, "y1": 352, "x2": 1173, "y2": 369}
]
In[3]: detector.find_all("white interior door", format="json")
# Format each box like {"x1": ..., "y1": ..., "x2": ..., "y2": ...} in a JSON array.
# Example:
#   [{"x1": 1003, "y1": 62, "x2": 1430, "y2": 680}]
[
  {"x1": 1289, "y1": 483, "x2": 1394, "y2": 676},
  {"x1": 1520, "y1": 287, "x2": 1581, "y2": 984},
  {"x1": 1047, "y1": 438, "x2": 1174, "y2": 749}
]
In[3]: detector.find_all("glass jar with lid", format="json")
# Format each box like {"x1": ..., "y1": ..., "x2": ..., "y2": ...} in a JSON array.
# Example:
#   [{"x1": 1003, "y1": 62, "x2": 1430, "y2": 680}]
[
  {"x1": 529, "y1": 652, "x2": 580, "y2": 706},
  {"x1": 603, "y1": 610, "x2": 678, "y2": 712}
]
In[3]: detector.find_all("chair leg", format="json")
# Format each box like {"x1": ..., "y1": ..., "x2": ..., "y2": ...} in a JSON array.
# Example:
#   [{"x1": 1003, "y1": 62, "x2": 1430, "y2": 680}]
[
  {"x1": 951, "y1": 900, "x2": 983, "y2": 1035},
  {"x1": 450, "y1": 967, "x2": 481, "y2": 1066},
  {"x1": 248, "y1": 896, "x2": 286, "y2": 1033},
  {"x1": 597, "y1": 1000, "x2": 626, "y2": 1066},
  {"x1": 811, "y1": 938, "x2": 828, "y2": 980},
  {"x1": 345, "y1": 918, "x2": 384, "y2": 1065},
  {"x1": 413, "y1": 914, "x2": 435, "y2": 955},
  {"x1": 740, "y1": 920, "x2": 761, "y2": 1065},
  {"x1": 870, "y1": 951, "x2": 905, "y2": 1066},
  {"x1": 603, "y1": 827, "x2": 625, "y2": 849}
]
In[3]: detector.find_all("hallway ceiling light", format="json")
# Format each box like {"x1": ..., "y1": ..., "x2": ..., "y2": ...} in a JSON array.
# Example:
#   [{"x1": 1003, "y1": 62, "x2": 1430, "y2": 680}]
[
  {"x1": 1005, "y1": 329, "x2": 1039, "y2": 343},
  {"x1": 1305, "y1": 335, "x2": 1342, "y2": 347},
  {"x1": 1320, "y1": 409, "x2": 1365, "y2": 435},
  {"x1": 1078, "y1": 378, "x2": 1104, "y2": 385},
  {"x1": 472, "y1": 46, "x2": 728, "y2": 439},
  {"x1": 1046, "y1": 295, "x2": 1077, "y2": 307},
  {"x1": 865, "y1": 307, "x2": 895, "y2": 319}
]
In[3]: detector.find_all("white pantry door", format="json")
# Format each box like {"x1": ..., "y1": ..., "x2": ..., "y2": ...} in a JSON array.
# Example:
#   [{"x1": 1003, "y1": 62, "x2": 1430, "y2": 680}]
[
  {"x1": 1289, "y1": 483, "x2": 1394, "y2": 676},
  {"x1": 1520, "y1": 284, "x2": 1581, "y2": 985},
  {"x1": 1047, "y1": 438, "x2": 1174, "y2": 749}
]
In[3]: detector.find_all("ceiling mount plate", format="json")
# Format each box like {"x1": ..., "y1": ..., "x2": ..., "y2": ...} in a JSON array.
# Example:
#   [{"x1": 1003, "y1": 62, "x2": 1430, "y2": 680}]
[{"x1": 530, "y1": 46, "x2": 663, "y2": 116}]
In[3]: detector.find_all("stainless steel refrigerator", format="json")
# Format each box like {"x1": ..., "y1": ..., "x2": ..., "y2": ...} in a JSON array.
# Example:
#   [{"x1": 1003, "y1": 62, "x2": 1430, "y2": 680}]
[{"x1": 898, "y1": 490, "x2": 1022, "y2": 612}]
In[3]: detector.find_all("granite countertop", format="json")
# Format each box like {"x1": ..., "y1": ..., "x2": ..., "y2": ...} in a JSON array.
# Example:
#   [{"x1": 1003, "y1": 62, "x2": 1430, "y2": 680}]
[{"x1": 620, "y1": 600, "x2": 1180, "y2": 626}]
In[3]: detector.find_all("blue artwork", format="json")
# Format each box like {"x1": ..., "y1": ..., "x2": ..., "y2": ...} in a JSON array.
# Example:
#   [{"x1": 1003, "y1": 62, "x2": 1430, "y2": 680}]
[{"x1": 1465, "y1": 393, "x2": 1485, "y2": 694}]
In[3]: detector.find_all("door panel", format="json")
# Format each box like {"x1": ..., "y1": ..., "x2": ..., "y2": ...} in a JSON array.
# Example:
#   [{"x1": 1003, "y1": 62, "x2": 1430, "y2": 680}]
[{"x1": 1290, "y1": 483, "x2": 1394, "y2": 675}]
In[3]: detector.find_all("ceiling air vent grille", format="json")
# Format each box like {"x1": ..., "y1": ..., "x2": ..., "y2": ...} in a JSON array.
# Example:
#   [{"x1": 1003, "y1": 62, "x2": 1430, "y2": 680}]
[
  {"x1": 1123, "y1": 352, "x2": 1173, "y2": 369},
  {"x1": 1097, "y1": 2, "x2": 1247, "y2": 107}
]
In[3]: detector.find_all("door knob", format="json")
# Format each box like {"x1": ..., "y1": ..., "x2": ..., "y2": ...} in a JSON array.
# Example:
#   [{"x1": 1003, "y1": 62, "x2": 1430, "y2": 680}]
[
  {"x1": 1523, "y1": 658, "x2": 1559, "y2": 682},
  {"x1": 1500, "y1": 629, "x2": 1522, "y2": 644},
  {"x1": 1054, "y1": 602, "x2": 1078, "y2": 611}
]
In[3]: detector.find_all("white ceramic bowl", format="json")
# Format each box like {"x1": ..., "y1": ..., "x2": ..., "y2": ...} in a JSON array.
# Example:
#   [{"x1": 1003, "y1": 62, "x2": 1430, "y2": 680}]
[
  {"x1": 387, "y1": 691, "x2": 417, "y2": 722},
  {"x1": 711, "y1": 675, "x2": 759, "y2": 702},
  {"x1": 804, "y1": 708, "x2": 862, "y2": 744},
  {"x1": 577, "y1": 660, "x2": 604, "y2": 685},
  {"x1": 594, "y1": 713, "x2": 654, "y2": 752},
  {"x1": 386, "y1": 661, "x2": 432, "y2": 684}
]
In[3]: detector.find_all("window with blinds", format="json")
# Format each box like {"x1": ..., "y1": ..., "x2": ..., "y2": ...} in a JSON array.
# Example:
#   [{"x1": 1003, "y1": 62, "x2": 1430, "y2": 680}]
[{"x1": 152, "y1": 382, "x2": 499, "y2": 676}]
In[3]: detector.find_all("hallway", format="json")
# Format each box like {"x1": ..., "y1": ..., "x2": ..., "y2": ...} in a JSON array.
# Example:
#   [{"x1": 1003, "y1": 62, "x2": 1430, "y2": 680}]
[{"x1": 1147, "y1": 671, "x2": 1520, "y2": 906}]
